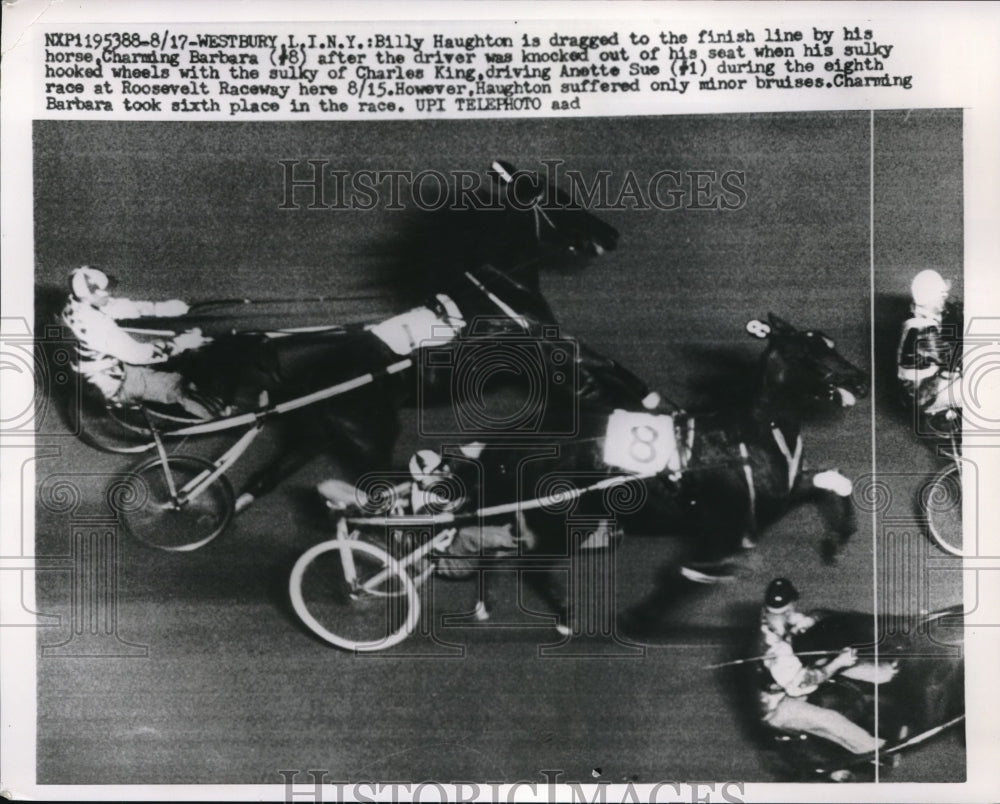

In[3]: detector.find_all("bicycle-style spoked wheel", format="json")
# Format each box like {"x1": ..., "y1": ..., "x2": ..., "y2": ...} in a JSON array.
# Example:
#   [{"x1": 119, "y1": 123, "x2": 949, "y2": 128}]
[
  {"x1": 72, "y1": 395, "x2": 157, "y2": 454},
  {"x1": 120, "y1": 455, "x2": 234, "y2": 551},
  {"x1": 289, "y1": 538, "x2": 420, "y2": 652},
  {"x1": 73, "y1": 394, "x2": 208, "y2": 455},
  {"x1": 921, "y1": 464, "x2": 963, "y2": 556}
]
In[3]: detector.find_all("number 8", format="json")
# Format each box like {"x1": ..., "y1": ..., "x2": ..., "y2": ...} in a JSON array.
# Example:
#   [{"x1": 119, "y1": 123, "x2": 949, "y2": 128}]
[
  {"x1": 746, "y1": 319, "x2": 772, "y2": 339},
  {"x1": 629, "y1": 425, "x2": 658, "y2": 463}
]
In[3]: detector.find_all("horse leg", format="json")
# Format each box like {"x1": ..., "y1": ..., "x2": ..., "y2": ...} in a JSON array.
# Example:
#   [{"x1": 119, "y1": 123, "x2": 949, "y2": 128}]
[
  {"x1": 616, "y1": 478, "x2": 749, "y2": 634},
  {"x1": 236, "y1": 439, "x2": 322, "y2": 514},
  {"x1": 321, "y1": 393, "x2": 402, "y2": 481},
  {"x1": 523, "y1": 566, "x2": 570, "y2": 635},
  {"x1": 234, "y1": 397, "x2": 398, "y2": 514},
  {"x1": 796, "y1": 468, "x2": 855, "y2": 563},
  {"x1": 678, "y1": 473, "x2": 752, "y2": 583},
  {"x1": 473, "y1": 570, "x2": 493, "y2": 622},
  {"x1": 516, "y1": 511, "x2": 570, "y2": 634}
]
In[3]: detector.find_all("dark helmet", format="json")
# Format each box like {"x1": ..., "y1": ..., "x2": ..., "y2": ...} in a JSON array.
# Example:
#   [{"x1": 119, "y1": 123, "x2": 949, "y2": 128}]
[{"x1": 764, "y1": 578, "x2": 799, "y2": 611}]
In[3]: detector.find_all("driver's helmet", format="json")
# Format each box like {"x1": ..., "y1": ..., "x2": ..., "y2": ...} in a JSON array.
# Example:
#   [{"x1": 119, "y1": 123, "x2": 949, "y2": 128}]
[
  {"x1": 409, "y1": 449, "x2": 444, "y2": 486},
  {"x1": 70, "y1": 266, "x2": 112, "y2": 302},
  {"x1": 910, "y1": 269, "x2": 951, "y2": 311},
  {"x1": 764, "y1": 577, "x2": 799, "y2": 612}
]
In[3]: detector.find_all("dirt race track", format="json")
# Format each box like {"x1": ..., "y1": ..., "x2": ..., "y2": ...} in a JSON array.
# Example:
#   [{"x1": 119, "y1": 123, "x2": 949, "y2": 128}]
[{"x1": 30, "y1": 111, "x2": 964, "y2": 785}]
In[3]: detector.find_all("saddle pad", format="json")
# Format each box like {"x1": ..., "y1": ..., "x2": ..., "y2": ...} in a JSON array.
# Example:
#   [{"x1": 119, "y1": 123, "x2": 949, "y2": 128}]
[
  {"x1": 368, "y1": 305, "x2": 461, "y2": 355},
  {"x1": 602, "y1": 409, "x2": 679, "y2": 475}
]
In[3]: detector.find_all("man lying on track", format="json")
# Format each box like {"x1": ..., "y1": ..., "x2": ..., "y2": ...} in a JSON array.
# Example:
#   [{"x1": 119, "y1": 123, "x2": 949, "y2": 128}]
[
  {"x1": 403, "y1": 446, "x2": 534, "y2": 590},
  {"x1": 317, "y1": 442, "x2": 627, "y2": 634},
  {"x1": 317, "y1": 445, "x2": 532, "y2": 583}
]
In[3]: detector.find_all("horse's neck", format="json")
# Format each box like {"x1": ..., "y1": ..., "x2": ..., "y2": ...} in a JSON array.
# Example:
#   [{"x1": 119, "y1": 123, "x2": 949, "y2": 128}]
[
  {"x1": 461, "y1": 263, "x2": 554, "y2": 324},
  {"x1": 750, "y1": 375, "x2": 802, "y2": 442},
  {"x1": 500, "y1": 260, "x2": 542, "y2": 295}
]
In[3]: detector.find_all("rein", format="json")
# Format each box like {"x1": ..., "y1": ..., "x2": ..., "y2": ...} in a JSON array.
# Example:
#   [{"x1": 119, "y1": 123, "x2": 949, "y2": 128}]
[
  {"x1": 188, "y1": 294, "x2": 382, "y2": 313},
  {"x1": 463, "y1": 270, "x2": 532, "y2": 331},
  {"x1": 343, "y1": 469, "x2": 660, "y2": 528},
  {"x1": 834, "y1": 714, "x2": 966, "y2": 768},
  {"x1": 705, "y1": 650, "x2": 845, "y2": 670}
]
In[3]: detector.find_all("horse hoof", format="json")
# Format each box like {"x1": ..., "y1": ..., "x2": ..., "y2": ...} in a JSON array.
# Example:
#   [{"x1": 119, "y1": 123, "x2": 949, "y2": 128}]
[
  {"x1": 679, "y1": 564, "x2": 736, "y2": 584},
  {"x1": 820, "y1": 539, "x2": 841, "y2": 565},
  {"x1": 234, "y1": 493, "x2": 255, "y2": 514}
]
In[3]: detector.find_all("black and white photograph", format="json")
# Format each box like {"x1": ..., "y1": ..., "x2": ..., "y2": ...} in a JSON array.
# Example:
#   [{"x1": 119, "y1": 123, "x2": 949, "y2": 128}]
[
  {"x1": 26, "y1": 110, "x2": 964, "y2": 785},
  {"x1": 3, "y1": 3, "x2": 999, "y2": 802}
]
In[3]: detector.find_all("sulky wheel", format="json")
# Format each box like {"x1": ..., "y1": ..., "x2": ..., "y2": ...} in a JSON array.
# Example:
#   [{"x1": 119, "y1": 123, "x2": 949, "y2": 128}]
[
  {"x1": 120, "y1": 454, "x2": 234, "y2": 551},
  {"x1": 289, "y1": 537, "x2": 420, "y2": 652},
  {"x1": 921, "y1": 464, "x2": 963, "y2": 557}
]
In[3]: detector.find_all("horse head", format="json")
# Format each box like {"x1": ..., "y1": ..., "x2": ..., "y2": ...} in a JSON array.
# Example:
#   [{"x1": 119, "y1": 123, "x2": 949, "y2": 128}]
[
  {"x1": 747, "y1": 313, "x2": 869, "y2": 413},
  {"x1": 397, "y1": 161, "x2": 619, "y2": 309},
  {"x1": 489, "y1": 160, "x2": 620, "y2": 271}
]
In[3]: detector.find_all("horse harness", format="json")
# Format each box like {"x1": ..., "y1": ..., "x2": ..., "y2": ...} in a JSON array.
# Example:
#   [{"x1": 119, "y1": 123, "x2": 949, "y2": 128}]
[
  {"x1": 455, "y1": 269, "x2": 804, "y2": 524},
  {"x1": 366, "y1": 294, "x2": 465, "y2": 356},
  {"x1": 738, "y1": 424, "x2": 803, "y2": 542},
  {"x1": 672, "y1": 415, "x2": 697, "y2": 480},
  {"x1": 600, "y1": 410, "x2": 696, "y2": 479}
]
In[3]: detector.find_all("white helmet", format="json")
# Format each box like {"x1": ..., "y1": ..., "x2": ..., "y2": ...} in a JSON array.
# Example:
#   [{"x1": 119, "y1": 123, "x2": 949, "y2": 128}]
[
  {"x1": 409, "y1": 449, "x2": 443, "y2": 484},
  {"x1": 70, "y1": 266, "x2": 110, "y2": 301},
  {"x1": 910, "y1": 269, "x2": 950, "y2": 310}
]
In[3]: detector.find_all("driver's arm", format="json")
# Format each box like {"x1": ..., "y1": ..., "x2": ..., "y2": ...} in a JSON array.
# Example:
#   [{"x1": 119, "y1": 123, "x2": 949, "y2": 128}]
[
  {"x1": 102, "y1": 297, "x2": 158, "y2": 319},
  {"x1": 102, "y1": 297, "x2": 190, "y2": 320},
  {"x1": 83, "y1": 315, "x2": 176, "y2": 365},
  {"x1": 762, "y1": 627, "x2": 854, "y2": 697},
  {"x1": 787, "y1": 611, "x2": 816, "y2": 633},
  {"x1": 764, "y1": 644, "x2": 825, "y2": 697},
  {"x1": 915, "y1": 324, "x2": 953, "y2": 370}
]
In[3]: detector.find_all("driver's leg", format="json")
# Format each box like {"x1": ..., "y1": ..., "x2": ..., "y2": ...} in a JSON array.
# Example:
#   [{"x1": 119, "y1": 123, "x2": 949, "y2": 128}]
[
  {"x1": 435, "y1": 526, "x2": 478, "y2": 579},
  {"x1": 767, "y1": 696, "x2": 885, "y2": 755},
  {"x1": 119, "y1": 364, "x2": 215, "y2": 419},
  {"x1": 117, "y1": 363, "x2": 152, "y2": 404}
]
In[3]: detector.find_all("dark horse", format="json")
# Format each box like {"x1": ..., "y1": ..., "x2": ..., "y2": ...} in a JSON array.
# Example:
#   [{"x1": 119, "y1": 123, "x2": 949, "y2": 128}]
[
  {"x1": 174, "y1": 166, "x2": 654, "y2": 513},
  {"x1": 760, "y1": 605, "x2": 965, "y2": 781},
  {"x1": 475, "y1": 314, "x2": 870, "y2": 625}
]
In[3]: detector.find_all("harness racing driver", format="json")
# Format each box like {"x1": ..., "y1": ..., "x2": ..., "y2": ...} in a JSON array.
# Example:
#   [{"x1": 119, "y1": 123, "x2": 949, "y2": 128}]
[
  {"x1": 756, "y1": 578, "x2": 889, "y2": 756},
  {"x1": 61, "y1": 266, "x2": 222, "y2": 420},
  {"x1": 897, "y1": 269, "x2": 962, "y2": 422}
]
